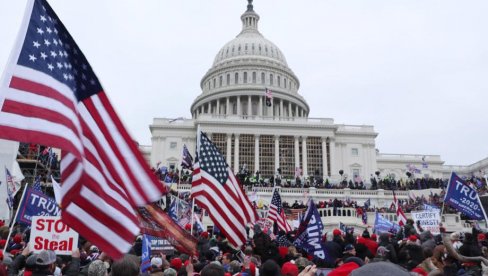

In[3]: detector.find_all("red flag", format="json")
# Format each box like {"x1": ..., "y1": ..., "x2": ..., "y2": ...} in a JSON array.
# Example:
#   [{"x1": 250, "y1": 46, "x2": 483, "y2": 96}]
[{"x1": 0, "y1": 0, "x2": 165, "y2": 258}]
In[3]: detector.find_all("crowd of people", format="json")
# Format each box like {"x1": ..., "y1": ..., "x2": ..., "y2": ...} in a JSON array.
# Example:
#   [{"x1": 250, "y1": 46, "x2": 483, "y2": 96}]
[{"x1": 2, "y1": 216, "x2": 488, "y2": 276}]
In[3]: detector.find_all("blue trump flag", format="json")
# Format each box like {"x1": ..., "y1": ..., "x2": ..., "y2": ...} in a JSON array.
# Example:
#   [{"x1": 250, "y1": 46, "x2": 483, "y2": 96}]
[
  {"x1": 141, "y1": 234, "x2": 151, "y2": 273},
  {"x1": 444, "y1": 172, "x2": 487, "y2": 221},
  {"x1": 294, "y1": 200, "x2": 331, "y2": 262},
  {"x1": 374, "y1": 213, "x2": 400, "y2": 234},
  {"x1": 15, "y1": 188, "x2": 61, "y2": 225}
]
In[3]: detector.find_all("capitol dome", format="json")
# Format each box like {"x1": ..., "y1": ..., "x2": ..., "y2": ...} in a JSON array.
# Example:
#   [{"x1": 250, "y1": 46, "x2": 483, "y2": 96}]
[{"x1": 191, "y1": 1, "x2": 309, "y2": 119}]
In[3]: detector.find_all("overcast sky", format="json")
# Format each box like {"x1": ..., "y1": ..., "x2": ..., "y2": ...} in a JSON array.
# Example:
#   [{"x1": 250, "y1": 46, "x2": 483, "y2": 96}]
[{"x1": 0, "y1": 0, "x2": 487, "y2": 166}]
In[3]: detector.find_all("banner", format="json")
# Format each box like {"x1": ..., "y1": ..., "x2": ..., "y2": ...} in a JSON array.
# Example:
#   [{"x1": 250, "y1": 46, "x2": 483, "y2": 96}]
[
  {"x1": 137, "y1": 203, "x2": 198, "y2": 256},
  {"x1": 411, "y1": 210, "x2": 441, "y2": 235},
  {"x1": 444, "y1": 172, "x2": 487, "y2": 220},
  {"x1": 373, "y1": 213, "x2": 400, "y2": 234},
  {"x1": 423, "y1": 204, "x2": 440, "y2": 212},
  {"x1": 149, "y1": 236, "x2": 175, "y2": 255},
  {"x1": 29, "y1": 216, "x2": 78, "y2": 255},
  {"x1": 15, "y1": 188, "x2": 61, "y2": 225},
  {"x1": 294, "y1": 200, "x2": 331, "y2": 261}
]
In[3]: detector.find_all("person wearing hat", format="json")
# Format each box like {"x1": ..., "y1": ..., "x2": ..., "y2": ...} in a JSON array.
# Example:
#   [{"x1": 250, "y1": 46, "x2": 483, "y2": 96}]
[
  {"x1": 342, "y1": 244, "x2": 356, "y2": 259},
  {"x1": 281, "y1": 261, "x2": 299, "y2": 276},
  {"x1": 372, "y1": 246, "x2": 390, "y2": 262},
  {"x1": 150, "y1": 257, "x2": 164, "y2": 276}
]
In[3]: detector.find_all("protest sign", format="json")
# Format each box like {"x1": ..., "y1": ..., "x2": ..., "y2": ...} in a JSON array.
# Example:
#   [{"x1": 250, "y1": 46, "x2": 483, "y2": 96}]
[
  {"x1": 149, "y1": 236, "x2": 175, "y2": 255},
  {"x1": 411, "y1": 210, "x2": 441, "y2": 234},
  {"x1": 29, "y1": 216, "x2": 78, "y2": 255},
  {"x1": 374, "y1": 213, "x2": 400, "y2": 234},
  {"x1": 444, "y1": 172, "x2": 487, "y2": 220},
  {"x1": 15, "y1": 188, "x2": 60, "y2": 225}
]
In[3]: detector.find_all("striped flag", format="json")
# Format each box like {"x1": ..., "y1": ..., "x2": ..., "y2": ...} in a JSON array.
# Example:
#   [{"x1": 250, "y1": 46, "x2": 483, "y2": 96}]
[
  {"x1": 393, "y1": 190, "x2": 407, "y2": 226},
  {"x1": 268, "y1": 188, "x2": 292, "y2": 232},
  {"x1": 181, "y1": 144, "x2": 193, "y2": 170},
  {"x1": 192, "y1": 131, "x2": 258, "y2": 248},
  {"x1": 0, "y1": 0, "x2": 165, "y2": 258},
  {"x1": 264, "y1": 88, "x2": 272, "y2": 107}
]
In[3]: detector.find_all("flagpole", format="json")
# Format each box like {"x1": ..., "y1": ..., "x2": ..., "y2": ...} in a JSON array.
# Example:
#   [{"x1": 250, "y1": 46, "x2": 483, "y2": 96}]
[
  {"x1": 3, "y1": 185, "x2": 28, "y2": 255},
  {"x1": 190, "y1": 198, "x2": 195, "y2": 236}
]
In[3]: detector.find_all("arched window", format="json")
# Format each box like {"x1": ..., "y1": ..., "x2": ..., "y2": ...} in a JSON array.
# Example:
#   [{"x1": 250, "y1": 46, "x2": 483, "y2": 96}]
[
  {"x1": 284, "y1": 78, "x2": 287, "y2": 88},
  {"x1": 243, "y1": 72, "x2": 247, "y2": 83},
  {"x1": 226, "y1": 74, "x2": 230, "y2": 85},
  {"x1": 261, "y1": 72, "x2": 265, "y2": 84},
  {"x1": 219, "y1": 76, "x2": 223, "y2": 87},
  {"x1": 252, "y1": 72, "x2": 256, "y2": 83},
  {"x1": 277, "y1": 76, "x2": 281, "y2": 87},
  {"x1": 270, "y1": 74, "x2": 273, "y2": 86},
  {"x1": 234, "y1": 72, "x2": 239, "y2": 84},
  {"x1": 213, "y1": 78, "x2": 216, "y2": 88}
]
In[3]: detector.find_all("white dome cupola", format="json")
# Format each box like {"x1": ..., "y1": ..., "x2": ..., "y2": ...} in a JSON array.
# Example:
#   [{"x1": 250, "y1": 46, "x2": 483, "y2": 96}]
[{"x1": 191, "y1": 0, "x2": 309, "y2": 119}]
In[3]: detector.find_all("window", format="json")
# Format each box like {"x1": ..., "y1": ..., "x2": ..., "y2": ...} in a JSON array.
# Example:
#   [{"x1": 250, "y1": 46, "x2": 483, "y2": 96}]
[
  {"x1": 270, "y1": 74, "x2": 273, "y2": 85},
  {"x1": 351, "y1": 148, "x2": 359, "y2": 156},
  {"x1": 226, "y1": 74, "x2": 230, "y2": 85},
  {"x1": 213, "y1": 78, "x2": 216, "y2": 88},
  {"x1": 261, "y1": 72, "x2": 265, "y2": 84},
  {"x1": 243, "y1": 72, "x2": 247, "y2": 83},
  {"x1": 352, "y1": 169, "x2": 360, "y2": 178},
  {"x1": 170, "y1": 142, "x2": 177, "y2": 149},
  {"x1": 277, "y1": 76, "x2": 281, "y2": 87},
  {"x1": 284, "y1": 78, "x2": 287, "y2": 88},
  {"x1": 252, "y1": 72, "x2": 256, "y2": 83},
  {"x1": 235, "y1": 72, "x2": 239, "y2": 84},
  {"x1": 219, "y1": 76, "x2": 223, "y2": 87}
]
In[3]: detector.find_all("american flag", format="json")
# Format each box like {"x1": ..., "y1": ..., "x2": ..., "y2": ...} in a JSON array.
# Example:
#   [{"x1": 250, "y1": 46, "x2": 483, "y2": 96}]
[
  {"x1": 393, "y1": 190, "x2": 407, "y2": 226},
  {"x1": 0, "y1": 0, "x2": 165, "y2": 258},
  {"x1": 268, "y1": 188, "x2": 292, "y2": 232},
  {"x1": 264, "y1": 88, "x2": 272, "y2": 107},
  {"x1": 192, "y1": 132, "x2": 258, "y2": 248},
  {"x1": 181, "y1": 144, "x2": 193, "y2": 170}
]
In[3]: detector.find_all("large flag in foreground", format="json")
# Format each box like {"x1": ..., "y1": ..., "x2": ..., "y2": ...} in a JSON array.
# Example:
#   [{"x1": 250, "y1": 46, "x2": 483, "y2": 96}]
[
  {"x1": 268, "y1": 188, "x2": 292, "y2": 232},
  {"x1": 0, "y1": 0, "x2": 165, "y2": 258},
  {"x1": 192, "y1": 132, "x2": 258, "y2": 248},
  {"x1": 444, "y1": 172, "x2": 487, "y2": 220},
  {"x1": 294, "y1": 199, "x2": 331, "y2": 262}
]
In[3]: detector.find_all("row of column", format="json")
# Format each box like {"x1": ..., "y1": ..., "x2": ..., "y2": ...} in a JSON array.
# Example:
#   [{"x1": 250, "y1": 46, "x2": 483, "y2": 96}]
[
  {"x1": 194, "y1": 96, "x2": 307, "y2": 118},
  {"x1": 221, "y1": 134, "x2": 336, "y2": 177}
]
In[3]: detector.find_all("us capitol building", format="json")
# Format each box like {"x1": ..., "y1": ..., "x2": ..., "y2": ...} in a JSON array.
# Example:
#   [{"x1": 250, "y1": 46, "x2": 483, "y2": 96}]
[{"x1": 146, "y1": 1, "x2": 487, "y2": 183}]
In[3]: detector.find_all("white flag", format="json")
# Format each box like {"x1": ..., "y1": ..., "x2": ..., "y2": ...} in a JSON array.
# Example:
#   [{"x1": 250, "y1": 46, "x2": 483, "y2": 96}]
[{"x1": 51, "y1": 176, "x2": 62, "y2": 206}]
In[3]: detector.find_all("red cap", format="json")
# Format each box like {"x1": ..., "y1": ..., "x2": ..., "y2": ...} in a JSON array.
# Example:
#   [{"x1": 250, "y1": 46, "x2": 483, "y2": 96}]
[
  {"x1": 328, "y1": 262, "x2": 360, "y2": 276},
  {"x1": 185, "y1": 224, "x2": 192, "y2": 231},
  {"x1": 411, "y1": 267, "x2": 428, "y2": 276},
  {"x1": 200, "y1": 231, "x2": 209, "y2": 239},
  {"x1": 13, "y1": 234, "x2": 22, "y2": 244},
  {"x1": 170, "y1": 258, "x2": 183, "y2": 270},
  {"x1": 281, "y1": 262, "x2": 299, "y2": 276},
  {"x1": 408, "y1": 235, "x2": 418, "y2": 242},
  {"x1": 478, "y1": 233, "x2": 486, "y2": 241},
  {"x1": 371, "y1": 234, "x2": 377, "y2": 240},
  {"x1": 10, "y1": 249, "x2": 20, "y2": 256},
  {"x1": 278, "y1": 246, "x2": 288, "y2": 259},
  {"x1": 333, "y1": 229, "x2": 342, "y2": 236},
  {"x1": 0, "y1": 239, "x2": 6, "y2": 249}
]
